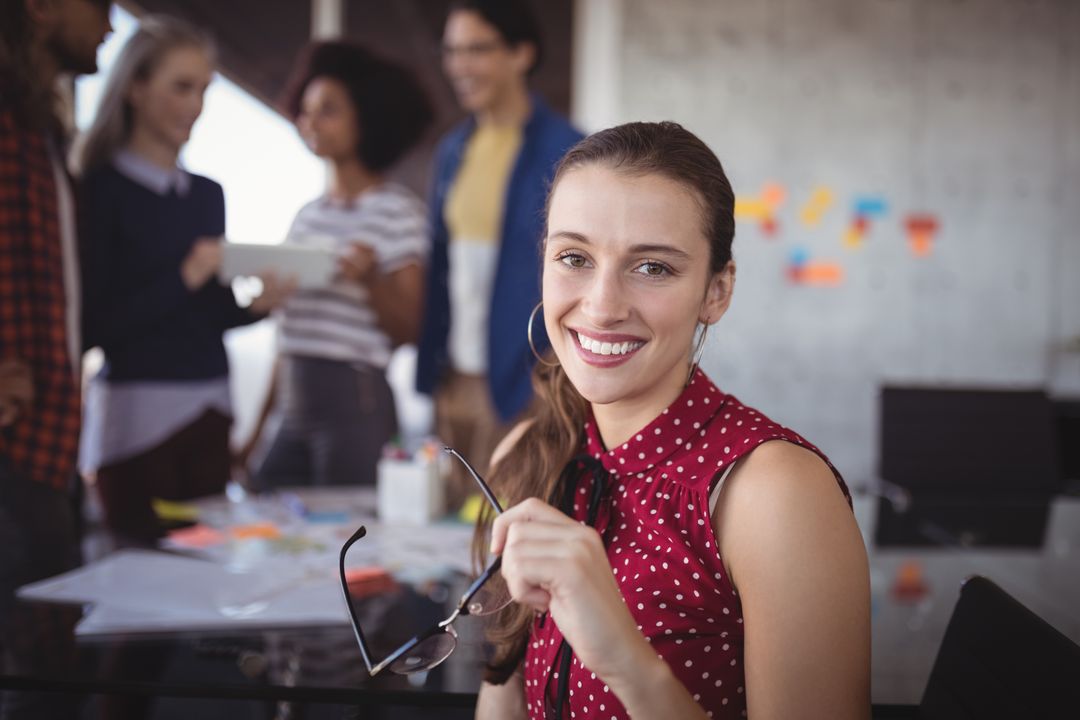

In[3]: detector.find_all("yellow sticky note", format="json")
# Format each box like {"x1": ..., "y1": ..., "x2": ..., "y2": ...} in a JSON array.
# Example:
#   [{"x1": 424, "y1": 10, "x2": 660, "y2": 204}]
[
  {"x1": 458, "y1": 493, "x2": 485, "y2": 524},
  {"x1": 842, "y1": 226, "x2": 865, "y2": 249},
  {"x1": 734, "y1": 197, "x2": 771, "y2": 220},
  {"x1": 152, "y1": 498, "x2": 200, "y2": 523},
  {"x1": 800, "y1": 186, "x2": 835, "y2": 228}
]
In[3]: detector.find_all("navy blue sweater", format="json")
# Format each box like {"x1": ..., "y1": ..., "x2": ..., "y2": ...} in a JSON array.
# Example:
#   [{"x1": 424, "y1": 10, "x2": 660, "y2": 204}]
[{"x1": 79, "y1": 165, "x2": 259, "y2": 382}]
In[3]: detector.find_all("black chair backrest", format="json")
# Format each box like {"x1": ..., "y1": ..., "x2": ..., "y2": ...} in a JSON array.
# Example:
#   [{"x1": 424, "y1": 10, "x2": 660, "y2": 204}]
[{"x1": 920, "y1": 575, "x2": 1080, "y2": 720}]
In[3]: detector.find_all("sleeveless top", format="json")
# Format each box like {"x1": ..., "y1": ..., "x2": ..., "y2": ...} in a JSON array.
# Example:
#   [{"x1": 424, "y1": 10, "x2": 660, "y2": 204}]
[{"x1": 522, "y1": 369, "x2": 850, "y2": 719}]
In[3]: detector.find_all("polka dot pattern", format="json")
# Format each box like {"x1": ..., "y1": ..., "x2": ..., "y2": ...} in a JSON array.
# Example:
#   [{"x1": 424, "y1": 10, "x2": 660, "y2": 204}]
[{"x1": 523, "y1": 369, "x2": 848, "y2": 719}]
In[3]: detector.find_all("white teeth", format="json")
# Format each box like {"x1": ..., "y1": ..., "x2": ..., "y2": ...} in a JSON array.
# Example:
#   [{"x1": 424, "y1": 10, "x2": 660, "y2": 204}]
[{"x1": 576, "y1": 332, "x2": 642, "y2": 356}]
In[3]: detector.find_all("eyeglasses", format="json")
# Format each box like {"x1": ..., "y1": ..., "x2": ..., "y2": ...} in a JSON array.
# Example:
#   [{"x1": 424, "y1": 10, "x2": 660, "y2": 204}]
[
  {"x1": 338, "y1": 447, "x2": 511, "y2": 677},
  {"x1": 440, "y1": 40, "x2": 505, "y2": 62}
]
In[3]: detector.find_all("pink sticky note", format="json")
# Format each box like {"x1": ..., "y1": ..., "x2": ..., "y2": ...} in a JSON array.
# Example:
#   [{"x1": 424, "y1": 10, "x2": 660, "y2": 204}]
[{"x1": 168, "y1": 524, "x2": 226, "y2": 548}]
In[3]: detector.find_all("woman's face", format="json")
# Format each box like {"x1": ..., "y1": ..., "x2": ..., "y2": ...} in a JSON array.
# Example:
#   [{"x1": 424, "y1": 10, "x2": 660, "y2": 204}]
[
  {"x1": 129, "y1": 45, "x2": 212, "y2": 153},
  {"x1": 441, "y1": 9, "x2": 531, "y2": 114},
  {"x1": 543, "y1": 165, "x2": 733, "y2": 414},
  {"x1": 296, "y1": 77, "x2": 360, "y2": 162}
]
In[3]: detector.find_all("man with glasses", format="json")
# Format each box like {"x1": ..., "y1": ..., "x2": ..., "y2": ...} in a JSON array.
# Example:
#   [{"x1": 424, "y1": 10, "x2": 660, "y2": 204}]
[
  {"x1": 0, "y1": 1, "x2": 112, "y2": 717},
  {"x1": 416, "y1": 0, "x2": 582, "y2": 508}
]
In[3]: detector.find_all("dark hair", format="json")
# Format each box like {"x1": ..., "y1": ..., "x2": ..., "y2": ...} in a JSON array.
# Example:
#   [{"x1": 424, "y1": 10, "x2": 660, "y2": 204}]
[
  {"x1": 476, "y1": 121, "x2": 736, "y2": 684},
  {"x1": 281, "y1": 41, "x2": 433, "y2": 172},
  {"x1": 449, "y1": 0, "x2": 543, "y2": 74},
  {"x1": 0, "y1": 0, "x2": 53, "y2": 129}
]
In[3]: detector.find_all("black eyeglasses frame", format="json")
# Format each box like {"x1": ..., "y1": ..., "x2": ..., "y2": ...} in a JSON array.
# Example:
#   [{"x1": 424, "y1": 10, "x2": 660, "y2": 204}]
[{"x1": 337, "y1": 447, "x2": 504, "y2": 677}]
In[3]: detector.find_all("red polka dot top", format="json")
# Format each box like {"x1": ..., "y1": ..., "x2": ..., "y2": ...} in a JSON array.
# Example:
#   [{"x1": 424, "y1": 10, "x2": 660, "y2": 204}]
[{"x1": 522, "y1": 369, "x2": 850, "y2": 719}]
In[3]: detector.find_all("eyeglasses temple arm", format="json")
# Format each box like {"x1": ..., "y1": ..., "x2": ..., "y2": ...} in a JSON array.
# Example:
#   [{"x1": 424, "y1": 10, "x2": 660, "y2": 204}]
[
  {"x1": 339, "y1": 526, "x2": 377, "y2": 674},
  {"x1": 444, "y1": 446, "x2": 503, "y2": 514}
]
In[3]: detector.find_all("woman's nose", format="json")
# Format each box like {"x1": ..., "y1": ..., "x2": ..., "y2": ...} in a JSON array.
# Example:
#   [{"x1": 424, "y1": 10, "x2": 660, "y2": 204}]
[{"x1": 581, "y1": 270, "x2": 630, "y2": 326}]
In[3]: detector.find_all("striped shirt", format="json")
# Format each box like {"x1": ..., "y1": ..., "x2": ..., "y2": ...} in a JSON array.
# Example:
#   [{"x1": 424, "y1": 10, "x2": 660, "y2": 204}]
[{"x1": 279, "y1": 183, "x2": 428, "y2": 368}]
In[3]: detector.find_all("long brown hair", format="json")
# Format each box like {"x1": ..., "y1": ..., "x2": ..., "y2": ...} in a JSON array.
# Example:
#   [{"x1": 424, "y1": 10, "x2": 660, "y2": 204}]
[
  {"x1": 476, "y1": 121, "x2": 737, "y2": 683},
  {"x1": 71, "y1": 15, "x2": 213, "y2": 177}
]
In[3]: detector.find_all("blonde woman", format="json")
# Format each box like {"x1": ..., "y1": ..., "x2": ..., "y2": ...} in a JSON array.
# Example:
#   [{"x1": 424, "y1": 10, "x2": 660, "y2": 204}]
[{"x1": 74, "y1": 15, "x2": 289, "y2": 545}]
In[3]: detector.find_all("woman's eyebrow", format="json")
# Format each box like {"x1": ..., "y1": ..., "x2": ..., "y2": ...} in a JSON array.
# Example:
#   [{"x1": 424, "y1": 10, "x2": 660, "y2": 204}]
[
  {"x1": 627, "y1": 244, "x2": 691, "y2": 261},
  {"x1": 547, "y1": 230, "x2": 590, "y2": 244},
  {"x1": 548, "y1": 233, "x2": 691, "y2": 261}
]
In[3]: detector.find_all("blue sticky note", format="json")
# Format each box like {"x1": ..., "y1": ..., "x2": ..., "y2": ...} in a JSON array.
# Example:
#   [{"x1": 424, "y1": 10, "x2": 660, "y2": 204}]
[{"x1": 853, "y1": 196, "x2": 888, "y2": 218}]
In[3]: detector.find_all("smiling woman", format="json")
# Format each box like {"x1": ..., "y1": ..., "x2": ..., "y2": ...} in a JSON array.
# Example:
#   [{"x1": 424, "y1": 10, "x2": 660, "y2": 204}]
[
  {"x1": 73, "y1": 15, "x2": 292, "y2": 545},
  {"x1": 474, "y1": 122, "x2": 871, "y2": 720}
]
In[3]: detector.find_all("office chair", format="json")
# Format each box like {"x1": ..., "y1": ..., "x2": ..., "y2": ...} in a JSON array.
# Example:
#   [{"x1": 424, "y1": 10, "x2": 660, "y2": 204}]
[{"x1": 920, "y1": 575, "x2": 1080, "y2": 719}]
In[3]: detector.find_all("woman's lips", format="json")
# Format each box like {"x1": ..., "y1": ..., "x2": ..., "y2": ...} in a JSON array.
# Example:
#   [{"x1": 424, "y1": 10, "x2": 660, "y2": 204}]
[{"x1": 571, "y1": 329, "x2": 645, "y2": 367}]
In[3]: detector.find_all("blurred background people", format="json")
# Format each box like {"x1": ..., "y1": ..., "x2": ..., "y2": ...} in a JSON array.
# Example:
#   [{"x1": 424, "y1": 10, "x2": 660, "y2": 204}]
[
  {"x1": 412, "y1": 0, "x2": 583, "y2": 507},
  {"x1": 416, "y1": 0, "x2": 582, "y2": 506},
  {"x1": 240, "y1": 41, "x2": 433, "y2": 489},
  {"x1": 73, "y1": 15, "x2": 290, "y2": 546},
  {"x1": 0, "y1": 0, "x2": 111, "y2": 717}
]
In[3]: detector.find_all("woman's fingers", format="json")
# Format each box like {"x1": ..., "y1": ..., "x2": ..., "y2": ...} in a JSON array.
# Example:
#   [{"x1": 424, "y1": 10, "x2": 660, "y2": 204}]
[
  {"x1": 490, "y1": 497, "x2": 573, "y2": 554},
  {"x1": 501, "y1": 530, "x2": 606, "y2": 604}
]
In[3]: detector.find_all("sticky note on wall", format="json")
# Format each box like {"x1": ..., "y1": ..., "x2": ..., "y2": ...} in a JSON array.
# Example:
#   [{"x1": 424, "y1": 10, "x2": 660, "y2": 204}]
[
  {"x1": 799, "y1": 186, "x2": 835, "y2": 227},
  {"x1": 787, "y1": 247, "x2": 845, "y2": 287},
  {"x1": 904, "y1": 213, "x2": 940, "y2": 257}
]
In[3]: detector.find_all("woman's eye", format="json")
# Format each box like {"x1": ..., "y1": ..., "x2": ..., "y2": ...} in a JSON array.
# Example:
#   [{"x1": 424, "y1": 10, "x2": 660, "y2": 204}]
[
  {"x1": 636, "y1": 261, "x2": 670, "y2": 277},
  {"x1": 558, "y1": 253, "x2": 588, "y2": 269}
]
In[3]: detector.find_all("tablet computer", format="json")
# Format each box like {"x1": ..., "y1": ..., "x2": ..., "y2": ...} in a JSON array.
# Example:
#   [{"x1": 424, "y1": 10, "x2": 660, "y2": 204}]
[{"x1": 220, "y1": 242, "x2": 337, "y2": 288}]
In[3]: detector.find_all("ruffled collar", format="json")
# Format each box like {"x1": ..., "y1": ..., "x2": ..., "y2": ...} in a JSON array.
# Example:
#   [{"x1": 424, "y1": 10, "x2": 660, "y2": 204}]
[{"x1": 583, "y1": 368, "x2": 725, "y2": 476}]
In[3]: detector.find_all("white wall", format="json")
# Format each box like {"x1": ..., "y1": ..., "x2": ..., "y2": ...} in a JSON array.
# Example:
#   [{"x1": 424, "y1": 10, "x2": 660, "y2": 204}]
[{"x1": 573, "y1": 0, "x2": 1080, "y2": 482}]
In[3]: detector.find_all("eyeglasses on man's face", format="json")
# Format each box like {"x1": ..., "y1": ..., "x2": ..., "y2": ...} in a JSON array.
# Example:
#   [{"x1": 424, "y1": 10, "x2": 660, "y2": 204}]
[{"x1": 338, "y1": 447, "x2": 511, "y2": 676}]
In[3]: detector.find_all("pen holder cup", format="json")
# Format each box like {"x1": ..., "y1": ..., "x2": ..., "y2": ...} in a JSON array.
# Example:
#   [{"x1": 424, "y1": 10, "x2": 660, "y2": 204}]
[{"x1": 376, "y1": 458, "x2": 444, "y2": 524}]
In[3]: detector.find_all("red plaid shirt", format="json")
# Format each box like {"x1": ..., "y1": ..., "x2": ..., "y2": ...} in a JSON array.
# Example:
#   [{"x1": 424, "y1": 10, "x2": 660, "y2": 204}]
[{"x1": 0, "y1": 96, "x2": 81, "y2": 491}]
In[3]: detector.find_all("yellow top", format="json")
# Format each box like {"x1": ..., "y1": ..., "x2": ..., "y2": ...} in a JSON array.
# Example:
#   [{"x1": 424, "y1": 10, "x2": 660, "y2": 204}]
[{"x1": 444, "y1": 123, "x2": 524, "y2": 245}]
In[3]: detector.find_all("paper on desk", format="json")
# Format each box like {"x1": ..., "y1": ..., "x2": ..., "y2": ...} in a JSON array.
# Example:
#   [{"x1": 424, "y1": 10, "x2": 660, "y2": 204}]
[
  {"x1": 16, "y1": 523, "x2": 478, "y2": 636},
  {"x1": 17, "y1": 550, "x2": 346, "y2": 635}
]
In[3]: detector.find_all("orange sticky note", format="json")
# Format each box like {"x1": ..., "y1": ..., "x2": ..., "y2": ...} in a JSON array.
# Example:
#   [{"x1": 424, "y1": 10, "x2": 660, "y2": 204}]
[
  {"x1": 230, "y1": 523, "x2": 282, "y2": 540},
  {"x1": 799, "y1": 262, "x2": 845, "y2": 286},
  {"x1": 760, "y1": 182, "x2": 787, "y2": 210},
  {"x1": 345, "y1": 566, "x2": 398, "y2": 598},
  {"x1": 904, "y1": 214, "x2": 939, "y2": 258},
  {"x1": 168, "y1": 524, "x2": 226, "y2": 548}
]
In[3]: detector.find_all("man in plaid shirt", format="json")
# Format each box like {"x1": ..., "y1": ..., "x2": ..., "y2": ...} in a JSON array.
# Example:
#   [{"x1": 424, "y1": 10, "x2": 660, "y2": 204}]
[{"x1": 1, "y1": 0, "x2": 111, "y2": 716}]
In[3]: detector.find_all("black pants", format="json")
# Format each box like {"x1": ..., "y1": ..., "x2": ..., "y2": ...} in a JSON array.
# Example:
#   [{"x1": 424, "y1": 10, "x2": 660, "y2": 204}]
[{"x1": 0, "y1": 459, "x2": 82, "y2": 720}]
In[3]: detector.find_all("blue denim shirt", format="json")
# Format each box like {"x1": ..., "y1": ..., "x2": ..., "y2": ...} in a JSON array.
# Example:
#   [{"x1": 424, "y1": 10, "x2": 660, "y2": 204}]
[{"x1": 416, "y1": 96, "x2": 583, "y2": 422}]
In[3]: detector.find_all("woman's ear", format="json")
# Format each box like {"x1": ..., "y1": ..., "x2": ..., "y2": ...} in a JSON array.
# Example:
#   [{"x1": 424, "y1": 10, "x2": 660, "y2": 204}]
[
  {"x1": 510, "y1": 41, "x2": 537, "y2": 77},
  {"x1": 702, "y1": 261, "x2": 735, "y2": 324}
]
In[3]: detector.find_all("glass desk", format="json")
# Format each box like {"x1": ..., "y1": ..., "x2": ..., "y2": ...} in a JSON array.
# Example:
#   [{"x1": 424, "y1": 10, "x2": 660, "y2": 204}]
[
  {"x1": 3, "y1": 489, "x2": 1078, "y2": 717},
  {"x1": 2, "y1": 487, "x2": 487, "y2": 718}
]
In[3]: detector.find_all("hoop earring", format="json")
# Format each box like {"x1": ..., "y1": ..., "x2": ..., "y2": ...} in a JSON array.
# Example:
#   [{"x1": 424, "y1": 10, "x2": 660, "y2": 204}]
[
  {"x1": 527, "y1": 301, "x2": 559, "y2": 367},
  {"x1": 686, "y1": 321, "x2": 709, "y2": 386}
]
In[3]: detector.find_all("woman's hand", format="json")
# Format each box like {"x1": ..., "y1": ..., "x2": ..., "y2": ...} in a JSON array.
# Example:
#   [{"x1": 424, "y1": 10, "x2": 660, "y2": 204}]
[
  {"x1": 181, "y1": 236, "x2": 224, "y2": 290},
  {"x1": 491, "y1": 497, "x2": 657, "y2": 685},
  {"x1": 249, "y1": 272, "x2": 296, "y2": 315},
  {"x1": 0, "y1": 359, "x2": 33, "y2": 427},
  {"x1": 338, "y1": 242, "x2": 376, "y2": 284}
]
